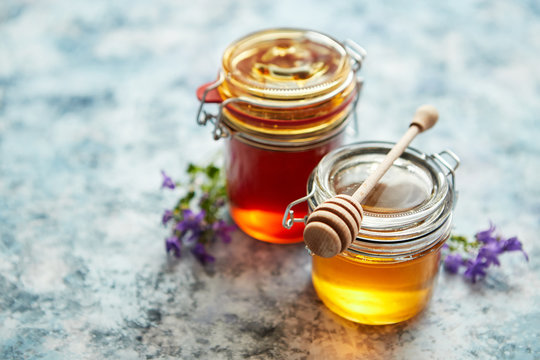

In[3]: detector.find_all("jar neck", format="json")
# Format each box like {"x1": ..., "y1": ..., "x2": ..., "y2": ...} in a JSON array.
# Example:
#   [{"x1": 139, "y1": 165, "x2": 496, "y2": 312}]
[
  {"x1": 228, "y1": 122, "x2": 348, "y2": 152},
  {"x1": 224, "y1": 110, "x2": 354, "y2": 151},
  {"x1": 219, "y1": 77, "x2": 357, "y2": 134},
  {"x1": 344, "y1": 211, "x2": 453, "y2": 260}
]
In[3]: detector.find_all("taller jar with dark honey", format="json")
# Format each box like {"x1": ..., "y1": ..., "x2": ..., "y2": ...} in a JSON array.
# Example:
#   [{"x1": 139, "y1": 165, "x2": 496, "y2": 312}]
[{"x1": 197, "y1": 29, "x2": 366, "y2": 243}]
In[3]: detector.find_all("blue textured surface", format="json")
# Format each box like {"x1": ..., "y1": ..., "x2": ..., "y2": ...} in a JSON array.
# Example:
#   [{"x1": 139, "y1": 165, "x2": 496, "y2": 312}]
[{"x1": 1, "y1": 1, "x2": 539, "y2": 359}]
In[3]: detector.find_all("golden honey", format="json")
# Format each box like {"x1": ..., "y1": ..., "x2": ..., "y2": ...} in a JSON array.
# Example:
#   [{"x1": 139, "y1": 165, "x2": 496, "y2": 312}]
[
  {"x1": 312, "y1": 236, "x2": 446, "y2": 325},
  {"x1": 289, "y1": 141, "x2": 459, "y2": 324},
  {"x1": 197, "y1": 29, "x2": 366, "y2": 243}
]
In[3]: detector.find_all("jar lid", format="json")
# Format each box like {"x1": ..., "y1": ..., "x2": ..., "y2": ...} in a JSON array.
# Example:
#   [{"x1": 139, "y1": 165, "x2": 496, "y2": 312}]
[
  {"x1": 220, "y1": 28, "x2": 354, "y2": 101},
  {"x1": 308, "y1": 141, "x2": 456, "y2": 243},
  {"x1": 196, "y1": 29, "x2": 366, "y2": 145}
]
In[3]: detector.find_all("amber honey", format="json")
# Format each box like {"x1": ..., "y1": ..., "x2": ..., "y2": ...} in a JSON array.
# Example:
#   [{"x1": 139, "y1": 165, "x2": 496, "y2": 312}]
[
  {"x1": 312, "y1": 237, "x2": 445, "y2": 324},
  {"x1": 226, "y1": 134, "x2": 343, "y2": 243},
  {"x1": 197, "y1": 29, "x2": 366, "y2": 243},
  {"x1": 293, "y1": 141, "x2": 459, "y2": 324}
]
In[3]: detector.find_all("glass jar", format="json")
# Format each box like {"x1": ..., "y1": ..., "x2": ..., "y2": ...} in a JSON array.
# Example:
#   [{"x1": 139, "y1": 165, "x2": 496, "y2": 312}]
[
  {"x1": 284, "y1": 141, "x2": 460, "y2": 324},
  {"x1": 197, "y1": 28, "x2": 366, "y2": 244}
]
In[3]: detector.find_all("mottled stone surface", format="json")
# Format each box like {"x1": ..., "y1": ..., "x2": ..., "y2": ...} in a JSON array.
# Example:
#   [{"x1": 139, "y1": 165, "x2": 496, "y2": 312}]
[{"x1": 1, "y1": 0, "x2": 539, "y2": 359}]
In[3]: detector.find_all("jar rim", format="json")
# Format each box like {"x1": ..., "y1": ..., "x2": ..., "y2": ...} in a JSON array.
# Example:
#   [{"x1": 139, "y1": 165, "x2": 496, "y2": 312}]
[{"x1": 307, "y1": 141, "x2": 456, "y2": 256}]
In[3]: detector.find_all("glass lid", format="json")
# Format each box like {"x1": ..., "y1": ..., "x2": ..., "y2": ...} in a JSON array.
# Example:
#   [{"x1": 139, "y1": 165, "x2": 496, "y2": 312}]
[
  {"x1": 221, "y1": 28, "x2": 353, "y2": 101},
  {"x1": 311, "y1": 141, "x2": 452, "y2": 232}
]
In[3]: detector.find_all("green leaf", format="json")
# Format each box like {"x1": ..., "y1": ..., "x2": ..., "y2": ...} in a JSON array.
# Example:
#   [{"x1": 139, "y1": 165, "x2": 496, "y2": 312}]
[
  {"x1": 205, "y1": 164, "x2": 220, "y2": 180},
  {"x1": 178, "y1": 191, "x2": 196, "y2": 208},
  {"x1": 448, "y1": 234, "x2": 480, "y2": 253},
  {"x1": 187, "y1": 163, "x2": 202, "y2": 175}
]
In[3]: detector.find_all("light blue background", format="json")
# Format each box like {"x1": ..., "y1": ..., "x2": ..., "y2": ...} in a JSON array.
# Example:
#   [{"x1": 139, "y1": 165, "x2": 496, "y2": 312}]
[{"x1": 1, "y1": 1, "x2": 539, "y2": 359}]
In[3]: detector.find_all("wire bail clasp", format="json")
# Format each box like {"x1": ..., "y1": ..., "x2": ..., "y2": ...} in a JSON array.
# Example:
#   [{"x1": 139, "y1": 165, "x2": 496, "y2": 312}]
[
  {"x1": 344, "y1": 39, "x2": 367, "y2": 73},
  {"x1": 343, "y1": 40, "x2": 367, "y2": 137},
  {"x1": 282, "y1": 187, "x2": 316, "y2": 229},
  {"x1": 431, "y1": 149, "x2": 460, "y2": 207},
  {"x1": 195, "y1": 73, "x2": 230, "y2": 140}
]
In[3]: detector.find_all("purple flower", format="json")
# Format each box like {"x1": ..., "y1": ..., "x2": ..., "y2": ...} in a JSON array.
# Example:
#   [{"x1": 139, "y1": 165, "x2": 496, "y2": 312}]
[
  {"x1": 191, "y1": 243, "x2": 215, "y2": 264},
  {"x1": 444, "y1": 253, "x2": 463, "y2": 274},
  {"x1": 477, "y1": 241, "x2": 503, "y2": 267},
  {"x1": 162, "y1": 209, "x2": 174, "y2": 225},
  {"x1": 463, "y1": 257, "x2": 488, "y2": 283},
  {"x1": 175, "y1": 209, "x2": 206, "y2": 245},
  {"x1": 212, "y1": 219, "x2": 237, "y2": 243},
  {"x1": 175, "y1": 209, "x2": 206, "y2": 232},
  {"x1": 475, "y1": 222, "x2": 497, "y2": 244},
  {"x1": 443, "y1": 224, "x2": 528, "y2": 283},
  {"x1": 161, "y1": 170, "x2": 176, "y2": 190},
  {"x1": 166, "y1": 236, "x2": 181, "y2": 257},
  {"x1": 501, "y1": 236, "x2": 529, "y2": 261}
]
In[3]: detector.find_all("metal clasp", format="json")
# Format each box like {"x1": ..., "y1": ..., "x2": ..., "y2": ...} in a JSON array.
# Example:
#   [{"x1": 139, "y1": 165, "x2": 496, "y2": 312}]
[
  {"x1": 431, "y1": 149, "x2": 460, "y2": 206},
  {"x1": 196, "y1": 72, "x2": 230, "y2": 140},
  {"x1": 282, "y1": 187, "x2": 316, "y2": 229},
  {"x1": 344, "y1": 40, "x2": 367, "y2": 137},
  {"x1": 344, "y1": 39, "x2": 367, "y2": 72}
]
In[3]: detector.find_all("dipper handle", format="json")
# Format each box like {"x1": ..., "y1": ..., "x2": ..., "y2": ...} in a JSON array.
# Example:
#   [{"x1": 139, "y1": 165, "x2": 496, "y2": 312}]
[{"x1": 352, "y1": 105, "x2": 438, "y2": 204}]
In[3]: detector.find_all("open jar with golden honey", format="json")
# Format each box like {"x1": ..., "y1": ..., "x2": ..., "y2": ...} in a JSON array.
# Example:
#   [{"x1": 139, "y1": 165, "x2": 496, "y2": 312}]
[
  {"x1": 197, "y1": 29, "x2": 366, "y2": 244},
  {"x1": 284, "y1": 141, "x2": 460, "y2": 324}
]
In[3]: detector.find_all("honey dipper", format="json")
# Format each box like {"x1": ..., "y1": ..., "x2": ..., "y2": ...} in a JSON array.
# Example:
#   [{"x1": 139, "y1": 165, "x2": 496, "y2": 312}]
[{"x1": 303, "y1": 105, "x2": 439, "y2": 257}]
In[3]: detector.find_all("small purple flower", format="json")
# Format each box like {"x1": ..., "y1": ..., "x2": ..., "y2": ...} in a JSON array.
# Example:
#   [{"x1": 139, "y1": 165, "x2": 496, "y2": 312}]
[
  {"x1": 475, "y1": 222, "x2": 497, "y2": 244},
  {"x1": 501, "y1": 236, "x2": 529, "y2": 261},
  {"x1": 162, "y1": 209, "x2": 174, "y2": 225},
  {"x1": 463, "y1": 257, "x2": 488, "y2": 283},
  {"x1": 191, "y1": 243, "x2": 215, "y2": 264},
  {"x1": 165, "y1": 236, "x2": 181, "y2": 257},
  {"x1": 444, "y1": 253, "x2": 463, "y2": 274},
  {"x1": 477, "y1": 241, "x2": 503, "y2": 267},
  {"x1": 161, "y1": 170, "x2": 176, "y2": 190},
  {"x1": 443, "y1": 224, "x2": 528, "y2": 283},
  {"x1": 212, "y1": 219, "x2": 237, "y2": 243},
  {"x1": 175, "y1": 209, "x2": 206, "y2": 232}
]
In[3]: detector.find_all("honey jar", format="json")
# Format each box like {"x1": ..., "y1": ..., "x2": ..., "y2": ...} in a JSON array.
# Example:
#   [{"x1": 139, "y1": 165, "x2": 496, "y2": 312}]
[
  {"x1": 284, "y1": 141, "x2": 460, "y2": 324},
  {"x1": 197, "y1": 29, "x2": 366, "y2": 243}
]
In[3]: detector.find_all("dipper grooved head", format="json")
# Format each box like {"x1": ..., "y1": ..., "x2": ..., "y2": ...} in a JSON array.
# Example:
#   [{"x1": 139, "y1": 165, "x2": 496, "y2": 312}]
[{"x1": 303, "y1": 195, "x2": 363, "y2": 258}]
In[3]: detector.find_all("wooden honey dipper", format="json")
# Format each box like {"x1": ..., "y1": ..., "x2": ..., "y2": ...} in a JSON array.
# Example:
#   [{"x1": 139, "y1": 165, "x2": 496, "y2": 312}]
[{"x1": 303, "y1": 105, "x2": 439, "y2": 257}]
